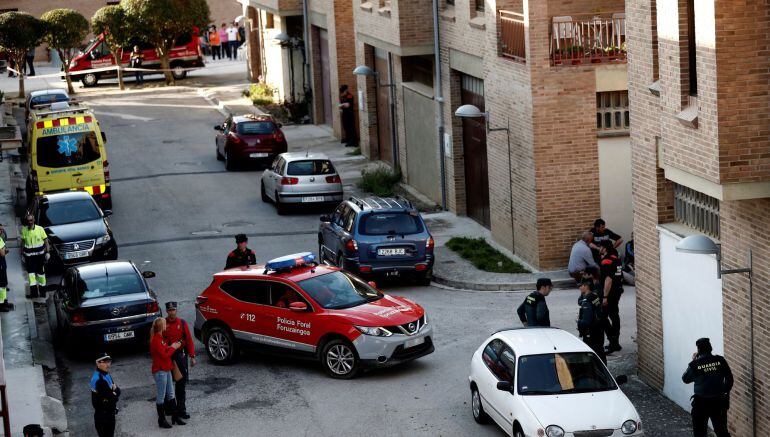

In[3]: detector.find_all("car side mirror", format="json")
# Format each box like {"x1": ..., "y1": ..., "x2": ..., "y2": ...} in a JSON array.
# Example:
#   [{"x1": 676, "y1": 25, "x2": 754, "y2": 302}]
[
  {"x1": 214, "y1": 125, "x2": 223, "y2": 131},
  {"x1": 142, "y1": 271, "x2": 156, "y2": 279},
  {"x1": 616, "y1": 375, "x2": 628, "y2": 385},
  {"x1": 320, "y1": 215, "x2": 330, "y2": 223},
  {"x1": 101, "y1": 132, "x2": 107, "y2": 143},
  {"x1": 289, "y1": 302, "x2": 308, "y2": 312},
  {"x1": 496, "y1": 381, "x2": 513, "y2": 392},
  {"x1": 102, "y1": 209, "x2": 113, "y2": 217},
  {"x1": 367, "y1": 281, "x2": 378, "y2": 289},
  {"x1": 276, "y1": 123, "x2": 283, "y2": 128}
]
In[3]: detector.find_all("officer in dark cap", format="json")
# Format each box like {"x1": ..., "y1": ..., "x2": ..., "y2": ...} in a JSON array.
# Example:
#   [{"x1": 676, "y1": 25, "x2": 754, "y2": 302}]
[
  {"x1": 90, "y1": 352, "x2": 120, "y2": 437},
  {"x1": 682, "y1": 338, "x2": 733, "y2": 437},
  {"x1": 22, "y1": 424, "x2": 44, "y2": 437},
  {"x1": 516, "y1": 278, "x2": 552, "y2": 327},
  {"x1": 163, "y1": 301, "x2": 195, "y2": 419},
  {"x1": 225, "y1": 234, "x2": 256, "y2": 269},
  {"x1": 577, "y1": 279, "x2": 605, "y2": 363}
]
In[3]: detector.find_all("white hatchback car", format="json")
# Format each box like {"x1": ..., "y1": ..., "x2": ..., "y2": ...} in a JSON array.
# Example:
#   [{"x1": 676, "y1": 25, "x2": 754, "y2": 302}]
[
  {"x1": 469, "y1": 328, "x2": 643, "y2": 437},
  {"x1": 260, "y1": 152, "x2": 344, "y2": 215}
]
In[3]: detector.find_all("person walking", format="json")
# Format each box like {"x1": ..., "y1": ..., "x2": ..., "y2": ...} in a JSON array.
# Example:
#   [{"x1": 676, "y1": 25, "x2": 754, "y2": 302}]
[
  {"x1": 516, "y1": 278, "x2": 552, "y2": 327},
  {"x1": 150, "y1": 318, "x2": 184, "y2": 428},
  {"x1": 682, "y1": 338, "x2": 733, "y2": 437},
  {"x1": 599, "y1": 241, "x2": 623, "y2": 353},
  {"x1": 225, "y1": 234, "x2": 256, "y2": 269},
  {"x1": 339, "y1": 85, "x2": 358, "y2": 147},
  {"x1": 209, "y1": 26, "x2": 221, "y2": 60},
  {"x1": 20, "y1": 214, "x2": 49, "y2": 299},
  {"x1": 0, "y1": 223, "x2": 10, "y2": 311},
  {"x1": 130, "y1": 46, "x2": 144, "y2": 86},
  {"x1": 219, "y1": 23, "x2": 230, "y2": 60},
  {"x1": 226, "y1": 22, "x2": 240, "y2": 59},
  {"x1": 163, "y1": 301, "x2": 196, "y2": 419},
  {"x1": 25, "y1": 48, "x2": 36, "y2": 76},
  {"x1": 91, "y1": 352, "x2": 120, "y2": 437},
  {"x1": 577, "y1": 279, "x2": 606, "y2": 363},
  {"x1": 568, "y1": 231, "x2": 597, "y2": 283}
]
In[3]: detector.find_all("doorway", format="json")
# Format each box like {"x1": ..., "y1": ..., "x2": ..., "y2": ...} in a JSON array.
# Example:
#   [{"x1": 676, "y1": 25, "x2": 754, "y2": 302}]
[
  {"x1": 460, "y1": 74, "x2": 490, "y2": 227},
  {"x1": 318, "y1": 28, "x2": 332, "y2": 126},
  {"x1": 374, "y1": 48, "x2": 392, "y2": 165}
]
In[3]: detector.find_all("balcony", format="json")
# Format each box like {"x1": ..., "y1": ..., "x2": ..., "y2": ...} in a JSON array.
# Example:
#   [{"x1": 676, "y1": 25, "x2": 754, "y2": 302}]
[
  {"x1": 550, "y1": 13, "x2": 626, "y2": 66},
  {"x1": 499, "y1": 10, "x2": 525, "y2": 62}
]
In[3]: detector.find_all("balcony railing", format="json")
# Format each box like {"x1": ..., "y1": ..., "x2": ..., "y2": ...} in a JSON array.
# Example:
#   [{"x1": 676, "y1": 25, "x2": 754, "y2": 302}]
[
  {"x1": 499, "y1": 10, "x2": 526, "y2": 62},
  {"x1": 550, "y1": 13, "x2": 626, "y2": 66}
]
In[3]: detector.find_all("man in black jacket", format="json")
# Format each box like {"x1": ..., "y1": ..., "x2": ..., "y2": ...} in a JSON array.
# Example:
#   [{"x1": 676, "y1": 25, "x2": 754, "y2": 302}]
[
  {"x1": 516, "y1": 278, "x2": 552, "y2": 327},
  {"x1": 90, "y1": 353, "x2": 121, "y2": 437},
  {"x1": 577, "y1": 279, "x2": 605, "y2": 363},
  {"x1": 225, "y1": 234, "x2": 256, "y2": 269},
  {"x1": 682, "y1": 338, "x2": 733, "y2": 437}
]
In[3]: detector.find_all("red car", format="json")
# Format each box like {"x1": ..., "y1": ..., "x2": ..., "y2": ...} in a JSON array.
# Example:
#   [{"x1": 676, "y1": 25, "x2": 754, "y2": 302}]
[
  {"x1": 214, "y1": 114, "x2": 288, "y2": 170},
  {"x1": 194, "y1": 253, "x2": 434, "y2": 378}
]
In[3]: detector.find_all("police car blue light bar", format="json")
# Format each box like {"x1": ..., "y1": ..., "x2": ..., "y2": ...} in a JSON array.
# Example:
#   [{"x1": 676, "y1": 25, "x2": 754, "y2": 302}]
[{"x1": 265, "y1": 252, "x2": 316, "y2": 271}]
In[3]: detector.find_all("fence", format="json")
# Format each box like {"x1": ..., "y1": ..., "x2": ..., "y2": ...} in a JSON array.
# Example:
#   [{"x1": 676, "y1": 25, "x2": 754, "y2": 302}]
[{"x1": 550, "y1": 14, "x2": 626, "y2": 65}]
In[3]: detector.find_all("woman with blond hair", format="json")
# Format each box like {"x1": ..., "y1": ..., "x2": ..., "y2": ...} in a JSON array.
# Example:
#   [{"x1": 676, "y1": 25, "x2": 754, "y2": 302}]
[{"x1": 150, "y1": 317, "x2": 183, "y2": 428}]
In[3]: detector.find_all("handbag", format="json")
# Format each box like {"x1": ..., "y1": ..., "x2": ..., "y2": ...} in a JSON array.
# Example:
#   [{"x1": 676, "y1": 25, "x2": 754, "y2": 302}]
[{"x1": 171, "y1": 361, "x2": 183, "y2": 382}]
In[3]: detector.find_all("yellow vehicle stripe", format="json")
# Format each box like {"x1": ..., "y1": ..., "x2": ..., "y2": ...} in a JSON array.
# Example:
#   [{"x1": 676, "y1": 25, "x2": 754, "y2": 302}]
[
  {"x1": 59, "y1": 118, "x2": 69, "y2": 126},
  {"x1": 43, "y1": 120, "x2": 53, "y2": 128},
  {"x1": 76, "y1": 116, "x2": 85, "y2": 124}
]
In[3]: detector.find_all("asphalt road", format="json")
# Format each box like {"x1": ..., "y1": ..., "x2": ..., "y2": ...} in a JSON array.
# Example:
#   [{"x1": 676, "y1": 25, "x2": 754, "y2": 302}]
[{"x1": 50, "y1": 89, "x2": 670, "y2": 437}]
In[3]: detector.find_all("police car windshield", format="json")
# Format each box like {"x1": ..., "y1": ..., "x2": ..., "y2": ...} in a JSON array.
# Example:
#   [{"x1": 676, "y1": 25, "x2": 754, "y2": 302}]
[
  {"x1": 36, "y1": 131, "x2": 101, "y2": 168},
  {"x1": 40, "y1": 199, "x2": 101, "y2": 226},
  {"x1": 297, "y1": 271, "x2": 382, "y2": 309},
  {"x1": 517, "y1": 352, "x2": 616, "y2": 395}
]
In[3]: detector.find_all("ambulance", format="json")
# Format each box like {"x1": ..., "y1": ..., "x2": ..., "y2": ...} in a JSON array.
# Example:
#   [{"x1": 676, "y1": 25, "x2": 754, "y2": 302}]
[{"x1": 24, "y1": 104, "x2": 111, "y2": 209}]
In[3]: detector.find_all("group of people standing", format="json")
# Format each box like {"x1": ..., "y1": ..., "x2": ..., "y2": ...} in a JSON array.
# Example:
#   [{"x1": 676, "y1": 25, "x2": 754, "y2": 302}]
[{"x1": 205, "y1": 22, "x2": 244, "y2": 61}]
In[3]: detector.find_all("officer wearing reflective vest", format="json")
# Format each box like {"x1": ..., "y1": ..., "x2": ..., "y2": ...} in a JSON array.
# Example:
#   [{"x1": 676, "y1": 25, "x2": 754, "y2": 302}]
[
  {"x1": 682, "y1": 338, "x2": 733, "y2": 437},
  {"x1": 577, "y1": 279, "x2": 606, "y2": 363},
  {"x1": 516, "y1": 278, "x2": 552, "y2": 327},
  {"x1": 21, "y1": 214, "x2": 49, "y2": 298}
]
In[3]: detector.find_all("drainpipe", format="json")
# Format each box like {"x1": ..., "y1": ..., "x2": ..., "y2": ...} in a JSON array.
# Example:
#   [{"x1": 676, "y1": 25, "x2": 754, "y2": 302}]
[
  {"x1": 302, "y1": 0, "x2": 314, "y2": 121},
  {"x1": 432, "y1": 0, "x2": 446, "y2": 210},
  {"x1": 387, "y1": 52, "x2": 399, "y2": 170}
]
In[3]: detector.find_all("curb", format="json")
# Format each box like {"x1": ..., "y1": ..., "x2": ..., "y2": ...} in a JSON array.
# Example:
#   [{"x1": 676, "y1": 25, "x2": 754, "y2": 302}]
[{"x1": 431, "y1": 273, "x2": 575, "y2": 292}]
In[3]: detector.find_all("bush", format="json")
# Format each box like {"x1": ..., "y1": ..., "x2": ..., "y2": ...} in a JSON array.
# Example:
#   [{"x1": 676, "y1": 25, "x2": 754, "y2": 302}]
[
  {"x1": 244, "y1": 82, "x2": 276, "y2": 106},
  {"x1": 357, "y1": 167, "x2": 401, "y2": 197},
  {"x1": 446, "y1": 237, "x2": 529, "y2": 273}
]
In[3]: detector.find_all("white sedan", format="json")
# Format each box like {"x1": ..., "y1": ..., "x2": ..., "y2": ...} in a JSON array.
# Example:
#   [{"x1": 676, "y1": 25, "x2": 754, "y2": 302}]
[
  {"x1": 469, "y1": 327, "x2": 643, "y2": 437},
  {"x1": 260, "y1": 152, "x2": 344, "y2": 215}
]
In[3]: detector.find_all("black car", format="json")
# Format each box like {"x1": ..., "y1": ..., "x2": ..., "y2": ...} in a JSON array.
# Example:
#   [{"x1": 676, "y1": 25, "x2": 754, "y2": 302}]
[
  {"x1": 52, "y1": 261, "x2": 160, "y2": 348},
  {"x1": 29, "y1": 190, "x2": 117, "y2": 271}
]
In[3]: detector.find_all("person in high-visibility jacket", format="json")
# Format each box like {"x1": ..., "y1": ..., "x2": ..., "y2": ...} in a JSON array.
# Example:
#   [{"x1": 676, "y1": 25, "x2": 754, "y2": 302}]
[{"x1": 21, "y1": 214, "x2": 49, "y2": 298}]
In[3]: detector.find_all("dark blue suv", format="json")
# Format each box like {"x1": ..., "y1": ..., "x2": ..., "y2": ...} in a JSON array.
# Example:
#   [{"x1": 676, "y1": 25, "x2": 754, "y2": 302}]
[{"x1": 318, "y1": 197, "x2": 434, "y2": 285}]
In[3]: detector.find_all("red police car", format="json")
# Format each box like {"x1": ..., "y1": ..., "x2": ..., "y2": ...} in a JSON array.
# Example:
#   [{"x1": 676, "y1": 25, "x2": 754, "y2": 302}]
[{"x1": 194, "y1": 253, "x2": 433, "y2": 378}]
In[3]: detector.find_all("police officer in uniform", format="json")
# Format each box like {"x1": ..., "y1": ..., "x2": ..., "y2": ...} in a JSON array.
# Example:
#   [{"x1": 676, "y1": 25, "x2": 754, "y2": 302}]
[
  {"x1": 577, "y1": 279, "x2": 606, "y2": 363},
  {"x1": 21, "y1": 215, "x2": 49, "y2": 298},
  {"x1": 225, "y1": 234, "x2": 256, "y2": 269},
  {"x1": 163, "y1": 301, "x2": 196, "y2": 419},
  {"x1": 91, "y1": 352, "x2": 121, "y2": 437},
  {"x1": 682, "y1": 338, "x2": 733, "y2": 437},
  {"x1": 599, "y1": 241, "x2": 623, "y2": 352},
  {"x1": 0, "y1": 223, "x2": 11, "y2": 311},
  {"x1": 516, "y1": 278, "x2": 552, "y2": 327}
]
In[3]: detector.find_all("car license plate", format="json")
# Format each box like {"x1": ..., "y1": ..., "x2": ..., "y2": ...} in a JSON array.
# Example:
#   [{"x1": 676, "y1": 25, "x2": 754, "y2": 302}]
[
  {"x1": 104, "y1": 331, "x2": 135, "y2": 342},
  {"x1": 249, "y1": 152, "x2": 269, "y2": 158},
  {"x1": 63, "y1": 250, "x2": 89, "y2": 260},
  {"x1": 404, "y1": 336, "x2": 425, "y2": 349},
  {"x1": 302, "y1": 196, "x2": 325, "y2": 203},
  {"x1": 378, "y1": 248, "x2": 406, "y2": 256}
]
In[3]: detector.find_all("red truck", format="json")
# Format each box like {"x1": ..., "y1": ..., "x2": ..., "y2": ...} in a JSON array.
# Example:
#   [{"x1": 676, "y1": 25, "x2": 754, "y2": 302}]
[{"x1": 68, "y1": 33, "x2": 204, "y2": 87}]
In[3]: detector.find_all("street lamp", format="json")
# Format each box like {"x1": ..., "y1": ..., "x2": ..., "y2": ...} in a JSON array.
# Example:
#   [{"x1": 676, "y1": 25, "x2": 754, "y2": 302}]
[
  {"x1": 454, "y1": 104, "x2": 515, "y2": 252},
  {"x1": 675, "y1": 235, "x2": 754, "y2": 437},
  {"x1": 353, "y1": 65, "x2": 394, "y2": 87}
]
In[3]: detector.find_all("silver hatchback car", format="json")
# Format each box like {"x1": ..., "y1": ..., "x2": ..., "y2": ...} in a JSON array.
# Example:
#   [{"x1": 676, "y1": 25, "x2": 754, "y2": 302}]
[{"x1": 261, "y1": 152, "x2": 344, "y2": 214}]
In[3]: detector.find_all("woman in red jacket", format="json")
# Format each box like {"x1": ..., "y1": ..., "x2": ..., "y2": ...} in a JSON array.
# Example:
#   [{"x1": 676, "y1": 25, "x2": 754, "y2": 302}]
[{"x1": 150, "y1": 318, "x2": 183, "y2": 428}]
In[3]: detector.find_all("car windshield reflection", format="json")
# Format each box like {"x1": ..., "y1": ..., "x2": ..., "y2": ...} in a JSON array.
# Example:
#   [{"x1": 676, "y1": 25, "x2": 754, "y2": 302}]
[
  {"x1": 298, "y1": 271, "x2": 382, "y2": 309},
  {"x1": 517, "y1": 352, "x2": 617, "y2": 395}
]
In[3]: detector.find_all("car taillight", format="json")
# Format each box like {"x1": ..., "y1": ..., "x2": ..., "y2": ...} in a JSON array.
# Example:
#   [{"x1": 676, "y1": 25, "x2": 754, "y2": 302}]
[
  {"x1": 426, "y1": 236, "x2": 434, "y2": 251},
  {"x1": 195, "y1": 296, "x2": 208, "y2": 306},
  {"x1": 103, "y1": 160, "x2": 110, "y2": 182},
  {"x1": 326, "y1": 175, "x2": 341, "y2": 184},
  {"x1": 280, "y1": 177, "x2": 299, "y2": 185},
  {"x1": 273, "y1": 131, "x2": 284, "y2": 143},
  {"x1": 72, "y1": 310, "x2": 86, "y2": 325},
  {"x1": 230, "y1": 134, "x2": 244, "y2": 145},
  {"x1": 146, "y1": 301, "x2": 159, "y2": 314},
  {"x1": 345, "y1": 239, "x2": 358, "y2": 252},
  {"x1": 415, "y1": 263, "x2": 428, "y2": 271},
  {"x1": 359, "y1": 265, "x2": 372, "y2": 273}
]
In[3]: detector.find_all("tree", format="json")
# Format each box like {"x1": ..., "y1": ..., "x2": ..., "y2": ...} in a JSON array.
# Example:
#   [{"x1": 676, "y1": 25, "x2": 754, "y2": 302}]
[
  {"x1": 121, "y1": 0, "x2": 209, "y2": 85},
  {"x1": 0, "y1": 12, "x2": 44, "y2": 98},
  {"x1": 92, "y1": 5, "x2": 135, "y2": 90},
  {"x1": 41, "y1": 9, "x2": 89, "y2": 95}
]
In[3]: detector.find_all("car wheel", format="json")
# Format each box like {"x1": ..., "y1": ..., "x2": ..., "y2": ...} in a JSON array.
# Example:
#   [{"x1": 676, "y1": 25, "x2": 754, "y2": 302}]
[
  {"x1": 321, "y1": 339, "x2": 359, "y2": 379},
  {"x1": 471, "y1": 387, "x2": 490, "y2": 424},
  {"x1": 224, "y1": 148, "x2": 235, "y2": 171},
  {"x1": 205, "y1": 326, "x2": 237, "y2": 365},
  {"x1": 216, "y1": 142, "x2": 224, "y2": 161},
  {"x1": 512, "y1": 425, "x2": 525, "y2": 437},
  {"x1": 261, "y1": 181, "x2": 270, "y2": 203},
  {"x1": 171, "y1": 64, "x2": 187, "y2": 80},
  {"x1": 337, "y1": 253, "x2": 347, "y2": 270},
  {"x1": 81, "y1": 73, "x2": 99, "y2": 87},
  {"x1": 275, "y1": 192, "x2": 287, "y2": 215}
]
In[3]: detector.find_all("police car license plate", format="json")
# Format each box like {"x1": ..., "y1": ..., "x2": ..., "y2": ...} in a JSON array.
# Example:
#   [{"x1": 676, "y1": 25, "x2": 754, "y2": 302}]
[
  {"x1": 63, "y1": 250, "x2": 89, "y2": 260},
  {"x1": 404, "y1": 336, "x2": 425, "y2": 349},
  {"x1": 378, "y1": 248, "x2": 406, "y2": 256},
  {"x1": 249, "y1": 153, "x2": 269, "y2": 158},
  {"x1": 301, "y1": 196, "x2": 324, "y2": 203},
  {"x1": 104, "y1": 331, "x2": 134, "y2": 342}
]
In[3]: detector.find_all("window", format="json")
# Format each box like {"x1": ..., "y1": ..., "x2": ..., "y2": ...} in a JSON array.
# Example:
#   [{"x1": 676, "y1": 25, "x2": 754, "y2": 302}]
[
  {"x1": 36, "y1": 131, "x2": 101, "y2": 169},
  {"x1": 269, "y1": 282, "x2": 309, "y2": 309},
  {"x1": 596, "y1": 91, "x2": 630, "y2": 135},
  {"x1": 445, "y1": 0, "x2": 454, "y2": 5},
  {"x1": 686, "y1": 0, "x2": 696, "y2": 95},
  {"x1": 475, "y1": 0, "x2": 485, "y2": 12},
  {"x1": 237, "y1": 121, "x2": 275, "y2": 135},
  {"x1": 332, "y1": 204, "x2": 346, "y2": 226},
  {"x1": 220, "y1": 280, "x2": 271, "y2": 305},
  {"x1": 359, "y1": 212, "x2": 424, "y2": 236},
  {"x1": 482, "y1": 339, "x2": 515, "y2": 381},
  {"x1": 674, "y1": 184, "x2": 720, "y2": 238},
  {"x1": 77, "y1": 272, "x2": 144, "y2": 300},
  {"x1": 517, "y1": 353, "x2": 616, "y2": 395},
  {"x1": 39, "y1": 199, "x2": 101, "y2": 226},
  {"x1": 402, "y1": 56, "x2": 434, "y2": 88},
  {"x1": 265, "y1": 13, "x2": 275, "y2": 29},
  {"x1": 286, "y1": 160, "x2": 336, "y2": 176},
  {"x1": 297, "y1": 271, "x2": 382, "y2": 309},
  {"x1": 343, "y1": 209, "x2": 357, "y2": 232}
]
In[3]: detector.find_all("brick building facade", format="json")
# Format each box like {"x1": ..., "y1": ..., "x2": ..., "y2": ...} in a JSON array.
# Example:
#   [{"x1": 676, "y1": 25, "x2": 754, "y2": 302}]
[
  {"x1": 354, "y1": 0, "x2": 632, "y2": 270},
  {"x1": 628, "y1": 0, "x2": 770, "y2": 434}
]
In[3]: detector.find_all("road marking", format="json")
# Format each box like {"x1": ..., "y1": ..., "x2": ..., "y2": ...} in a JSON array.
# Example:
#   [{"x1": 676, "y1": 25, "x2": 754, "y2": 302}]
[
  {"x1": 92, "y1": 111, "x2": 155, "y2": 121},
  {"x1": 121, "y1": 230, "x2": 317, "y2": 248},
  {"x1": 110, "y1": 170, "x2": 229, "y2": 182}
]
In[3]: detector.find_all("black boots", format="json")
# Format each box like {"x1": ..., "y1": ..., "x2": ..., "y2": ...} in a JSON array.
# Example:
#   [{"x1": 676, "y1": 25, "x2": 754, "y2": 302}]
[
  {"x1": 169, "y1": 399, "x2": 186, "y2": 426},
  {"x1": 157, "y1": 404, "x2": 172, "y2": 429},
  {"x1": 175, "y1": 382, "x2": 190, "y2": 419},
  {"x1": 605, "y1": 337, "x2": 622, "y2": 353}
]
